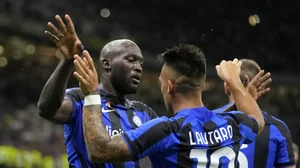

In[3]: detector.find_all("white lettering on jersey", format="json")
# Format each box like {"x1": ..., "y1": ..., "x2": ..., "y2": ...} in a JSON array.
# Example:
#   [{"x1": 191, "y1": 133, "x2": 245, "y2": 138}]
[
  {"x1": 105, "y1": 125, "x2": 124, "y2": 136},
  {"x1": 189, "y1": 125, "x2": 233, "y2": 145}
]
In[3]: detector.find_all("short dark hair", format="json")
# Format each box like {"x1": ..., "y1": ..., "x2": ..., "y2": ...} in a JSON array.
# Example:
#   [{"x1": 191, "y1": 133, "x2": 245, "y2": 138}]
[
  {"x1": 158, "y1": 44, "x2": 206, "y2": 92},
  {"x1": 239, "y1": 59, "x2": 261, "y2": 82}
]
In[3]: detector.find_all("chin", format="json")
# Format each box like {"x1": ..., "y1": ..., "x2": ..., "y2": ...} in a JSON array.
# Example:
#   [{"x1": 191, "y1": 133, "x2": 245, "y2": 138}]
[{"x1": 125, "y1": 85, "x2": 138, "y2": 94}]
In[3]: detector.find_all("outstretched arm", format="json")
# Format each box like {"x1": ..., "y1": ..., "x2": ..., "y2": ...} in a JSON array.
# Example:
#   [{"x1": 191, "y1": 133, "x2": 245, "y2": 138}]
[
  {"x1": 37, "y1": 14, "x2": 83, "y2": 124},
  {"x1": 216, "y1": 59, "x2": 264, "y2": 134}
]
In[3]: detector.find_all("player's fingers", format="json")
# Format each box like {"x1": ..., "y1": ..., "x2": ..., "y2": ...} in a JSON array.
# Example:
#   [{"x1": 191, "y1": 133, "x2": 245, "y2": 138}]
[
  {"x1": 73, "y1": 72, "x2": 88, "y2": 84},
  {"x1": 237, "y1": 61, "x2": 242, "y2": 67},
  {"x1": 253, "y1": 70, "x2": 265, "y2": 81},
  {"x1": 82, "y1": 50, "x2": 95, "y2": 70},
  {"x1": 259, "y1": 72, "x2": 271, "y2": 84},
  {"x1": 257, "y1": 88, "x2": 271, "y2": 97},
  {"x1": 232, "y1": 58, "x2": 238, "y2": 64},
  {"x1": 258, "y1": 78, "x2": 272, "y2": 91},
  {"x1": 219, "y1": 60, "x2": 226, "y2": 66},
  {"x1": 55, "y1": 15, "x2": 68, "y2": 35},
  {"x1": 45, "y1": 31, "x2": 59, "y2": 43},
  {"x1": 259, "y1": 88, "x2": 270, "y2": 95},
  {"x1": 65, "y1": 14, "x2": 76, "y2": 34},
  {"x1": 75, "y1": 54, "x2": 91, "y2": 75},
  {"x1": 215, "y1": 65, "x2": 220, "y2": 72},
  {"x1": 74, "y1": 54, "x2": 88, "y2": 68},
  {"x1": 74, "y1": 59, "x2": 89, "y2": 78},
  {"x1": 83, "y1": 57, "x2": 89, "y2": 66},
  {"x1": 250, "y1": 70, "x2": 265, "y2": 87},
  {"x1": 47, "y1": 22, "x2": 63, "y2": 38}
]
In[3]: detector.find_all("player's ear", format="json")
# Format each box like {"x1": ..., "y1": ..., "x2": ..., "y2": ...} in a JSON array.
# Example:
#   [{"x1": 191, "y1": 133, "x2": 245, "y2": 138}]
[
  {"x1": 102, "y1": 59, "x2": 111, "y2": 72},
  {"x1": 167, "y1": 80, "x2": 175, "y2": 94},
  {"x1": 224, "y1": 82, "x2": 230, "y2": 96}
]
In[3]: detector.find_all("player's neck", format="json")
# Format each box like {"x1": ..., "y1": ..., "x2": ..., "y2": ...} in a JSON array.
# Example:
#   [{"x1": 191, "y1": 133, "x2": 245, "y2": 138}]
[
  {"x1": 100, "y1": 83, "x2": 126, "y2": 105},
  {"x1": 172, "y1": 95, "x2": 204, "y2": 115}
]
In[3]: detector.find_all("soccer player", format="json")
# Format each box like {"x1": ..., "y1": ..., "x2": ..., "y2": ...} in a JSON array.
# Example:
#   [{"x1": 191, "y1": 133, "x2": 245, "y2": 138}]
[
  {"x1": 74, "y1": 44, "x2": 265, "y2": 167},
  {"x1": 37, "y1": 14, "x2": 157, "y2": 168},
  {"x1": 214, "y1": 59, "x2": 295, "y2": 168}
]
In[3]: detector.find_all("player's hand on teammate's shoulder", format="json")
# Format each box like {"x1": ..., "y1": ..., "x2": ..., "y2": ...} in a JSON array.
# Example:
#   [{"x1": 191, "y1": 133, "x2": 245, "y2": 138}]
[
  {"x1": 45, "y1": 14, "x2": 83, "y2": 60},
  {"x1": 73, "y1": 50, "x2": 99, "y2": 96},
  {"x1": 216, "y1": 58, "x2": 242, "y2": 83}
]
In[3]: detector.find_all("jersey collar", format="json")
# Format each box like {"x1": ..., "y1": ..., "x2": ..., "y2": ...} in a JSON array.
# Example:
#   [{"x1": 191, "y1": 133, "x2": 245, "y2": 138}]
[
  {"x1": 175, "y1": 106, "x2": 208, "y2": 117},
  {"x1": 99, "y1": 88, "x2": 134, "y2": 110}
]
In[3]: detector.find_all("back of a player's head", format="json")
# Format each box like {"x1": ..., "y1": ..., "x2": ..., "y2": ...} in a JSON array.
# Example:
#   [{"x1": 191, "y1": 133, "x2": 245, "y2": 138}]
[
  {"x1": 224, "y1": 59, "x2": 261, "y2": 97},
  {"x1": 239, "y1": 59, "x2": 261, "y2": 82},
  {"x1": 158, "y1": 44, "x2": 206, "y2": 94}
]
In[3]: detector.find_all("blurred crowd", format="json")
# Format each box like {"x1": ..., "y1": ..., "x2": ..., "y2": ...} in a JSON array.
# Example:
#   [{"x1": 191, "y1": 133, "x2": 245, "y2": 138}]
[
  {"x1": 1, "y1": 0, "x2": 300, "y2": 73},
  {"x1": 0, "y1": 0, "x2": 300, "y2": 167}
]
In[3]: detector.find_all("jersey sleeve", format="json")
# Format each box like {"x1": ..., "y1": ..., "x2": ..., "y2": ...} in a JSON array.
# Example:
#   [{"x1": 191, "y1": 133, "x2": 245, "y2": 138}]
[
  {"x1": 226, "y1": 111, "x2": 259, "y2": 144},
  {"x1": 121, "y1": 116, "x2": 179, "y2": 161},
  {"x1": 132, "y1": 101, "x2": 158, "y2": 120},
  {"x1": 64, "y1": 88, "x2": 84, "y2": 124},
  {"x1": 274, "y1": 120, "x2": 295, "y2": 167}
]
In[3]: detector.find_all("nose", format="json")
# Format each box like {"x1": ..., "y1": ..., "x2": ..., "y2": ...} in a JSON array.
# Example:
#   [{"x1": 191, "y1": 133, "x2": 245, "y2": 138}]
[{"x1": 134, "y1": 63, "x2": 143, "y2": 73}]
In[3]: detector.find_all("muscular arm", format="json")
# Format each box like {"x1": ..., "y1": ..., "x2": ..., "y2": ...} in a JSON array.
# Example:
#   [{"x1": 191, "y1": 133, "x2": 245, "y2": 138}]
[
  {"x1": 227, "y1": 77, "x2": 264, "y2": 134},
  {"x1": 37, "y1": 59, "x2": 74, "y2": 124},
  {"x1": 82, "y1": 93, "x2": 131, "y2": 163}
]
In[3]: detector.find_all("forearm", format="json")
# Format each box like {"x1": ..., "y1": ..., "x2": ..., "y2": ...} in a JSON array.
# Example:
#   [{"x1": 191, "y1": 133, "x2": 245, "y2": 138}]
[
  {"x1": 82, "y1": 93, "x2": 131, "y2": 163},
  {"x1": 227, "y1": 78, "x2": 264, "y2": 133},
  {"x1": 37, "y1": 59, "x2": 73, "y2": 118},
  {"x1": 82, "y1": 92, "x2": 111, "y2": 161}
]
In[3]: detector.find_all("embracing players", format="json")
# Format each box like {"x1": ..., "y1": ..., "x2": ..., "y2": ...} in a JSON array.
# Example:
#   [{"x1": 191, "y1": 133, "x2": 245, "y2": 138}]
[
  {"x1": 214, "y1": 59, "x2": 296, "y2": 168},
  {"x1": 73, "y1": 44, "x2": 265, "y2": 167}
]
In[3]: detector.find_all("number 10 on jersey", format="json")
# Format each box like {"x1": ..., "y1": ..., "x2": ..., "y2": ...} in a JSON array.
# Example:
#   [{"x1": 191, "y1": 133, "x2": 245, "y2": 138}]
[{"x1": 190, "y1": 147, "x2": 248, "y2": 168}]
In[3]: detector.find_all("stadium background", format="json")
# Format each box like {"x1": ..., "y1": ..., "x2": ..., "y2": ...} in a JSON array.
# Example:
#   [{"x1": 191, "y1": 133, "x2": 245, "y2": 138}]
[{"x1": 0, "y1": 0, "x2": 299, "y2": 167}]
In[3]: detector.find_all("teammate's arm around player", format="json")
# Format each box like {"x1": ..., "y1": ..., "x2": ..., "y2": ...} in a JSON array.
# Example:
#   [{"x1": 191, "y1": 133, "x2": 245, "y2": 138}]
[
  {"x1": 216, "y1": 59, "x2": 265, "y2": 134},
  {"x1": 37, "y1": 15, "x2": 83, "y2": 124}
]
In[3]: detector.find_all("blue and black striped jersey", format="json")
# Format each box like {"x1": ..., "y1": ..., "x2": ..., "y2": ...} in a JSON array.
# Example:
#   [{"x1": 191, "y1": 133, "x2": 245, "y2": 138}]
[
  {"x1": 214, "y1": 103, "x2": 295, "y2": 168},
  {"x1": 121, "y1": 106, "x2": 259, "y2": 168},
  {"x1": 63, "y1": 87, "x2": 158, "y2": 168}
]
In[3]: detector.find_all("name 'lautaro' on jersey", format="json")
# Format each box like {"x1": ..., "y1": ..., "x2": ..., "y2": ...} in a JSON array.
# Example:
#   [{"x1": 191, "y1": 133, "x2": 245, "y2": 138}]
[{"x1": 189, "y1": 125, "x2": 233, "y2": 145}]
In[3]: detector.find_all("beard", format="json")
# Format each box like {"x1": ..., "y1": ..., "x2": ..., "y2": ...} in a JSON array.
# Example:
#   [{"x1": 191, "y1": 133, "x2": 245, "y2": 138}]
[{"x1": 110, "y1": 71, "x2": 138, "y2": 95}]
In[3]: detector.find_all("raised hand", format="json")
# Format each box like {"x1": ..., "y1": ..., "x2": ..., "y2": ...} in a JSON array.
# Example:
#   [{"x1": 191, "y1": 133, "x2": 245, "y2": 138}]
[
  {"x1": 243, "y1": 70, "x2": 272, "y2": 100},
  {"x1": 45, "y1": 14, "x2": 83, "y2": 60},
  {"x1": 73, "y1": 50, "x2": 99, "y2": 96},
  {"x1": 216, "y1": 58, "x2": 242, "y2": 83}
]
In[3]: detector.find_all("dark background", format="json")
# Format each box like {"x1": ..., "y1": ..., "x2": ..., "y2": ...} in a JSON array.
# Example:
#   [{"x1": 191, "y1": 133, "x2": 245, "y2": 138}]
[{"x1": 0, "y1": 0, "x2": 299, "y2": 167}]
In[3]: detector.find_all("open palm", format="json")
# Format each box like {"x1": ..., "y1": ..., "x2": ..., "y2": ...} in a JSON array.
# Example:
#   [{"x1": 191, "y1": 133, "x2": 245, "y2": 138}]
[{"x1": 45, "y1": 14, "x2": 83, "y2": 60}]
